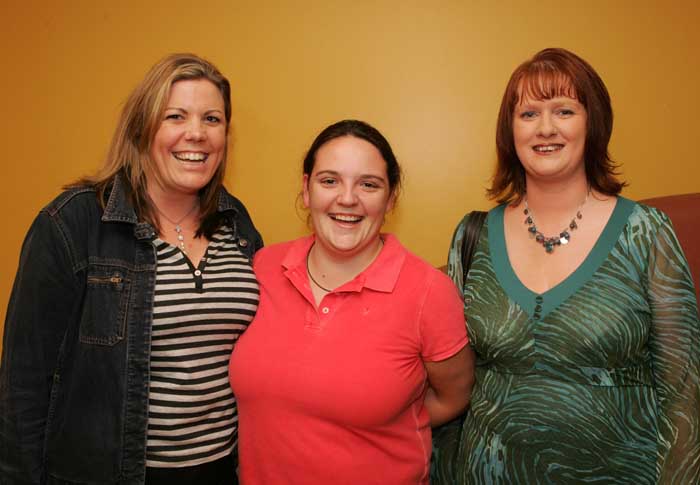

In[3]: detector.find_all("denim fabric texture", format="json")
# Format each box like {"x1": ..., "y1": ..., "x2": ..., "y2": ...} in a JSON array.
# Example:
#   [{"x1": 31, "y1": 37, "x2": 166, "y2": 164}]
[{"x1": 0, "y1": 174, "x2": 262, "y2": 484}]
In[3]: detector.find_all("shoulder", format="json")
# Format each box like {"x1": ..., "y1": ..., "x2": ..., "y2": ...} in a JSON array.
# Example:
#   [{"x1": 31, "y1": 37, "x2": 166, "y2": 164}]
[
  {"x1": 631, "y1": 200, "x2": 671, "y2": 226},
  {"x1": 453, "y1": 209, "x2": 491, "y2": 229},
  {"x1": 36, "y1": 187, "x2": 103, "y2": 243},
  {"x1": 19, "y1": 187, "x2": 100, "y2": 263},
  {"x1": 42, "y1": 185, "x2": 99, "y2": 218},
  {"x1": 624, "y1": 199, "x2": 673, "y2": 238},
  {"x1": 217, "y1": 186, "x2": 263, "y2": 250},
  {"x1": 218, "y1": 186, "x2": 253, "y2": 219},
  {"x1": 389, "y1": 236, "x2": 456, "y2": 292},
  {"x1": 451, "y1": 208, "x2": 495, "y2": 240},
  {"x1": 253, "y1": 237, "x2": 309, "y2": 269}
]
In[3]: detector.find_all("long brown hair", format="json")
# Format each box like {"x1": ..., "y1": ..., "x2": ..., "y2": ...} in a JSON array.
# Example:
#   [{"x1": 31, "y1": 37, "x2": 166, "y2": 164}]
[
  {"x1": 488, "y1": 48, "x2": 626, "y2": 205},
  {"x1": 71, "y1": 53, "x2": 232, "y2": 237}
]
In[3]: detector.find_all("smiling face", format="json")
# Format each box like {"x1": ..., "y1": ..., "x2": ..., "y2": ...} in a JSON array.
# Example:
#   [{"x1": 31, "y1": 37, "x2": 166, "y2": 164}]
[
  {"x1": 148, "y1": 78, "x2": 226, "y2": 199},
  {"x1": 302, "y1": 135, "x2": 395, "y2": 260},
  {"x1": 513, "y1": 92, "x2": 587, "y2": 184}
]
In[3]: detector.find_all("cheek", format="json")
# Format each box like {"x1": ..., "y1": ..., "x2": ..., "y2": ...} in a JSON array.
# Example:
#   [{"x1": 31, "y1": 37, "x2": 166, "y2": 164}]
[
  {"x1": 512, "y1": 121, "x2": 530, "y2": 143},
  {"x1": 211, "y1": 128, "x2": 227, "y2": 150},
  {"x1": 368, "y1": 196, "x2": 391, "y2": 218},
  {"x1": 151, "y1": 128, "x2": 178, "y2": 155}
]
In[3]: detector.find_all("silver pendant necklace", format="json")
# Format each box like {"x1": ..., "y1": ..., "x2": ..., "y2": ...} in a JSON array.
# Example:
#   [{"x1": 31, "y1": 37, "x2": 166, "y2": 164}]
[
  {"x1": 154, "y1": 201, "x2": 199, "y2": 254},
  {"x1": 523, "y1": 191, "x2": 589, "y2": 254}
]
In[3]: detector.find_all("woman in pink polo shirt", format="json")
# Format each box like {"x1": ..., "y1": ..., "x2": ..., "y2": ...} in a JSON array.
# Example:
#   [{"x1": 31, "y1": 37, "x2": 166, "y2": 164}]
[{"x1": 229, "y1": 119, "x2": 475, "y2": 484}]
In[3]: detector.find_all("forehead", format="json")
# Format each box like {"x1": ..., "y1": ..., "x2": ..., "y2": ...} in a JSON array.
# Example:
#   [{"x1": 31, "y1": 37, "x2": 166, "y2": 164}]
[
  {"x1": 313, "y1": 136, "x2": 387, "y2": 176},
  {"x1": 167, "y1": 78, "x2": 224, "y2": 107}
]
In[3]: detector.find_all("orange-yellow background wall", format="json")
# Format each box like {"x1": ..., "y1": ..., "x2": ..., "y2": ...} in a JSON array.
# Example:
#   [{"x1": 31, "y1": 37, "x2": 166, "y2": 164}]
[{"x1": 2, "y1": 1, "x2": 699, "y2": 348}]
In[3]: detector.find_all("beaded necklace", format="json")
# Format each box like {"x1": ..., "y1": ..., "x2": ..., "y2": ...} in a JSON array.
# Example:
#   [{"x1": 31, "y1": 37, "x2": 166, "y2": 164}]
[{"x1": 523, "y1": 191, "x2": 589, "y2": 253}]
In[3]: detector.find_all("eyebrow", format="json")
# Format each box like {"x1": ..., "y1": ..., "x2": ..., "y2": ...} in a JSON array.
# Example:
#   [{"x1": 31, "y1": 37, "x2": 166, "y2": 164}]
[
  {"x1": 164, "y1": 106, "x2": 224, "y2": 115},
  {"x1": 314, "y1": 170, "x2": 387, "y2": 182}
]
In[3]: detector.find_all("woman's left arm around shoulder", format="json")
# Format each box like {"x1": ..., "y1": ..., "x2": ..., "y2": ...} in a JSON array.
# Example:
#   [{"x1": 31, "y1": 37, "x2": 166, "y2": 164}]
[
  {"x1": 424, "y1": 346, "x2": 476, "y2": 427},
  {"x1": 646, "y1": 213, "x2": 700, "y2": 483}
]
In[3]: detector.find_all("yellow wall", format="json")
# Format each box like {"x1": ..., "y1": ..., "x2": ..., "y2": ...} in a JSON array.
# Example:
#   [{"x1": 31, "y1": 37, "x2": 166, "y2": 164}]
[{"x1": 2, "y1": 1, "x2": 699, "y2": 342}]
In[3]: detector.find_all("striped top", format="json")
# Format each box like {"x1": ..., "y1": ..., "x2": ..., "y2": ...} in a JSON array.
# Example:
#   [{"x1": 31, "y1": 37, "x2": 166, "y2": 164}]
[{"x1": 147, "y1": 225, "x2": 259, "y2": 468}]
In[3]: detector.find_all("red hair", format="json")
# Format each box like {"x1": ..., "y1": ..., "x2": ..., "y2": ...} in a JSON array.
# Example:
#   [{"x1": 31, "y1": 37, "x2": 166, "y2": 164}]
[{"x1": 488, "y1": 48, "x2": 626, "y2": 204}]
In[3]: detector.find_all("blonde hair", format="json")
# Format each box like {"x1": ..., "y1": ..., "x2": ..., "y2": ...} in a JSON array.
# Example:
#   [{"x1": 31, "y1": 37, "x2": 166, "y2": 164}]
[{"x1": 72, "y1": 53, "x2": 232, "y2": 236}]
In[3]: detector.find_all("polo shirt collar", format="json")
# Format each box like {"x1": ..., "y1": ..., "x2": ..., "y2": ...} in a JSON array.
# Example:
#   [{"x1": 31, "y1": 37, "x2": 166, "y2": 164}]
[{"x1": 281, "y1": 234, "x2": 406, "y2": 294}]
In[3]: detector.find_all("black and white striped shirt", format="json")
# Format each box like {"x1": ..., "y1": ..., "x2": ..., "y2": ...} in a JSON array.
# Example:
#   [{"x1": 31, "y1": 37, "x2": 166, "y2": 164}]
[{"x1": 147, "y1": 225, "x2": 259, "y2": 468}]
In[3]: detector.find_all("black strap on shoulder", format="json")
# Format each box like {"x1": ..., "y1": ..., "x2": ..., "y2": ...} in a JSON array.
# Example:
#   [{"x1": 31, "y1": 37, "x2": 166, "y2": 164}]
[
  {"x1": 460, "y1": 211, "x2": 487, "y2": 284},
  {"x1": 430, "y1": 210, "x2": 487, "y2": 484}
]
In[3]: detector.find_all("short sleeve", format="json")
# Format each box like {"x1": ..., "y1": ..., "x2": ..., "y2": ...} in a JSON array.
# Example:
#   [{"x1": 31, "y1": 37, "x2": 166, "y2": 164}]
[{"x1": 419, "y1": 269, "x2": 468, "y2": 362}]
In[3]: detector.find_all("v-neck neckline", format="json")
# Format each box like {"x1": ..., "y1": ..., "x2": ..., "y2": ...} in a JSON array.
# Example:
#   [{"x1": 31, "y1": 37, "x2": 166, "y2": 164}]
[{"x1": 488, "y1": 196, "x2": 635, "y2": 319}]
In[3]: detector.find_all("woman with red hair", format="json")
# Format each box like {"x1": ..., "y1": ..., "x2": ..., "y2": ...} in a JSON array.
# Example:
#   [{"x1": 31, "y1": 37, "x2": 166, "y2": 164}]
[{"x1": 435, "y1": 48, "x2": 700, "y2": 484}]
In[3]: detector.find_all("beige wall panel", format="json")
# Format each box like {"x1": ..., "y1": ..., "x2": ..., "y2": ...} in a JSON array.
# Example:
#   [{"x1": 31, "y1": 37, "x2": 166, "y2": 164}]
[{"x1": 2, "y1": 1, "x2": 699, "y2": 345}]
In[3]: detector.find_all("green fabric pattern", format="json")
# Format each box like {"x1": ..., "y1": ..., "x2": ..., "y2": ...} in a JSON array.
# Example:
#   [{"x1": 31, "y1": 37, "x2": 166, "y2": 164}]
[{"x1": 436, "y1": 199, "x2": 700, "y2": 485}]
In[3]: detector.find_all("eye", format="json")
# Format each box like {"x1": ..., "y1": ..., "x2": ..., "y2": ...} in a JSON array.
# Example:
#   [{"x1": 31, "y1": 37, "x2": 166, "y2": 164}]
[
  {"x1": 319, "y1": 177, "x2": 337, "y2": 186},
  {"x1": 557, "y1": 108, "x2": 575, "y2": 117},
  {"x1": 519, "y1": 111, "x2": 537, "y2": 120},
  {"x1": 360, "y1": 181, "x2": 380, "y2": 190},
  {"x1": 165, "y1": 113, "x2": 184, "y2": 121},
  {"x1": 205, "y1": 115, "x2": 221, "y2": 123}
]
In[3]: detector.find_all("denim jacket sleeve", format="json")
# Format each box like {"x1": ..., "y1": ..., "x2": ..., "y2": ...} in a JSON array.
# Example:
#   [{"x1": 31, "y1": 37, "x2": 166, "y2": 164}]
[
  {"x1": 233, "y1": 198, "x2": 264, "y2": 256},
  {"x1": 0, "y1": 210, "x2": 81, "y2": 484}
]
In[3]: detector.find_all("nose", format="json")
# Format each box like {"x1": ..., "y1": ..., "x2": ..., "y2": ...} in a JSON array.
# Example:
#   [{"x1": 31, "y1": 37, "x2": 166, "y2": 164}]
[
  {"x1": 336, "y1": 184, "x2": 359, "y2": 206},
  {"x1": 185, "y1": 120, "x2": 206, "y2": 141},
  {"x1": 537, "y1": 112, "x2": 557, "y2": 137}
]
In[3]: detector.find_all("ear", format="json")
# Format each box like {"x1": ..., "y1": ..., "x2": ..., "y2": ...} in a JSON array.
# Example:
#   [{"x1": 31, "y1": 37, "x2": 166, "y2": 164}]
[
  {"x1": 386, "y1": 190, "x2": 397, "y2": 213},
  {"x1": 302, "y1": 174, "x2": 311, "y2": 208}
]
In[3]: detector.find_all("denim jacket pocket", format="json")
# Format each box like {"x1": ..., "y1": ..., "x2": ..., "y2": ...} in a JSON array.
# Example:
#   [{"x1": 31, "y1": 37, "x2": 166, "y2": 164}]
[{"x1": 79, "y1": 265, "x2": 132, "y2": 345}]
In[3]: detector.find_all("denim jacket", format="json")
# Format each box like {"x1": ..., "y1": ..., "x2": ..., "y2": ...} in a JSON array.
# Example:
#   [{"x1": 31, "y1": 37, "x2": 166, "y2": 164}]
[{"x1": 0, "y1": 175, "x2": 262, "y2": 484}]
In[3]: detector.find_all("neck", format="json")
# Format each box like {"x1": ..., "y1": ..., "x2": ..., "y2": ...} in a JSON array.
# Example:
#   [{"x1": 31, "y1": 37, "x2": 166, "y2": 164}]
[
  {"x1": 308, "y1": 236, "x2": 384, "y2": 289},
  {"x1": 147, "y1": 186, "x2": 200, "y2": 225},
  {"x1": 521, "y1": 175, "x2": 590, "y2": 234}
]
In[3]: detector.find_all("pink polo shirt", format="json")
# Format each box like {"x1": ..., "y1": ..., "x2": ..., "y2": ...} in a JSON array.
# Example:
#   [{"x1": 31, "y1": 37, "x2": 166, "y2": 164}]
[{"x1": 229, "y1": 234, "x2": 467, "y2": 484}]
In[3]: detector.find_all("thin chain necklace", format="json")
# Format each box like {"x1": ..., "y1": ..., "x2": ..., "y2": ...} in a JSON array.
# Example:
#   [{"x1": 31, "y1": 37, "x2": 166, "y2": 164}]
[
  {"x1": 523, "y1": 191, "x2": 589, "y2": 254},
  {"x1": 306, "y1": 239, "x2": 385, "y2": 293},
  {"x1": 306, "y1": 245, "x2": 333, "y2": 292},
  {"x1": 154, "y1": 200, "x2": 199, "y2": 254}
]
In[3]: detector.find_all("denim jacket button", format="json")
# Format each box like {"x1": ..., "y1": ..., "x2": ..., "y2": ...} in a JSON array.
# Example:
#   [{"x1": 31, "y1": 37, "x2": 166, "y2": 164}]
[{"x1": 238, "y1": 238, "x2": 248, "y2": 248}]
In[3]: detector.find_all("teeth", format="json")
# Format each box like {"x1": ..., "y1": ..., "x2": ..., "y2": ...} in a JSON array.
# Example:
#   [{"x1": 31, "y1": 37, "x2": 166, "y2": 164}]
[
  {"x1": 173, "y1": 152, "x2": 207, "y2": 161},
  {"x1": 534, "y1": 145, "x2": 562, "y2": 152},
  {"x1": 332, "y1": 214, "x2": 362, "y2": 222}
]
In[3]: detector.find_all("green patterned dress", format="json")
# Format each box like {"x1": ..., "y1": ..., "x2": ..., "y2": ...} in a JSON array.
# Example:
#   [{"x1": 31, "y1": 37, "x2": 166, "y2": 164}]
[{"x1": 435, "y1": 198, "x2": 700, "y2": 484}]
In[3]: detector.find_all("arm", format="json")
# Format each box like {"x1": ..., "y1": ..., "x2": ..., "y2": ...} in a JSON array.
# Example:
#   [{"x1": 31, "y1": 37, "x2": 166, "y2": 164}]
[
  {"x1": 430, "y1": 216, "x2": 478, "y2": 483},
  {"x1": 0, "y1": 212, "x2": 78, "y2": 484},
  {"x1": 419, "y1": 266, "x2": 474, "y2": 427},
  {"x1": 646, "y1": 212, "x2": 700, "y2": 484},
  {"x1": 424, "y1": 346, "x2": 476, "y2": 426}
]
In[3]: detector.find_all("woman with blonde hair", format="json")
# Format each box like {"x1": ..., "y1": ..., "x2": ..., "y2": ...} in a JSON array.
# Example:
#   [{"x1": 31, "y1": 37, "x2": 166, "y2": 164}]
[{"x1": 0, "y1": 53, "x2": 261, "y2": 484}]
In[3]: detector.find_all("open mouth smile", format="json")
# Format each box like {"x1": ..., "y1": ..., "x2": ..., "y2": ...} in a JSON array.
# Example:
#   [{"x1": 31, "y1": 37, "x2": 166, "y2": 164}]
[
  {"x1": 173, "y1": 151, "x2": 208, "y2": 163},
  {"x1": 533, "y1": 144, "x2": 564, "y2": 153},
  {"x1": 330, "y1": 213, "x2": 363, "y2": 224}
]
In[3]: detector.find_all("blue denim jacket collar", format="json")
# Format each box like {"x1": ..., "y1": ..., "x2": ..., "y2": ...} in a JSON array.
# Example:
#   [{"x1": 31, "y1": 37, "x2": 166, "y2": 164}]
[{"x1": 102, "y1": 173, "x2": 242, "y2": 241}]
